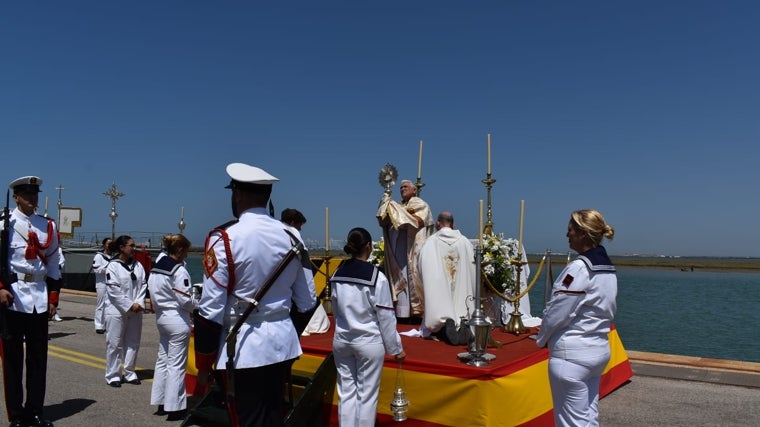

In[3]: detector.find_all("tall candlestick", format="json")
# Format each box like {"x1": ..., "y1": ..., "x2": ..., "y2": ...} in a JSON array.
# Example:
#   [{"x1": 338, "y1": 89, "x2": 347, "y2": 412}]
[
  {"x1": 417, "y1": 140, "x2": 423, "y2": 180},
  {"x1": 487, "y1": 134, "x2": 491, "y2": 175},
  {"x1": 518, "y1": 200, "x2": 525, "y2": 253},
  {"x1": 479, "y1": 199, "x2": 484, "y2": 244},
  {"x1": 325, "y1": 207, "x2": 330, "y2": 252}
]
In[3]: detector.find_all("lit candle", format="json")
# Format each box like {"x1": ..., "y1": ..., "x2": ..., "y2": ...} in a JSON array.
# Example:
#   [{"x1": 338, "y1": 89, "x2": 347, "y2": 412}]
[
  {"x1": 417, "y1": 140, "x2": 423, "y2": 180},
  {"x1": 325, "y1": 207, "x2": 330, "y2": 252},
  {"x1": 479, "y1": 199, "x2": 484, "y2": 245},
  {"x1": 518, "y1": 200, "x2": 525, "y2": 254},
  {"x1": 487, "y1": 133, "x2": 491, "y2": 175}
]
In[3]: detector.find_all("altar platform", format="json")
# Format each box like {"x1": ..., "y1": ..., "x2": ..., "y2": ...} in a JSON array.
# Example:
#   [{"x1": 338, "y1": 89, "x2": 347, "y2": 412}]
[
  {"x1": 186, "y1": 320, "x2": 631, "y2": 426},
  {"x1": 289, "y1": 321, "x2": 631, "y2": 426}
]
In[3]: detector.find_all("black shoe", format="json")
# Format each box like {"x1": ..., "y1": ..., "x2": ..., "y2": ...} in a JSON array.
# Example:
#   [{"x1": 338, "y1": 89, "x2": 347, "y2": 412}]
[
  {"x1": 9, "y1": 419, "x2": 24, "y2": 427},
  {"x1": 166, "y1": 410, "x2": 187, "y2": 421},
  {"x1": 95, "y1": 329, "x2": 105, "y2": 334},
  {"x1": 27, "y1": 415, "x2": 54, "y2": 427},
  {"x1": 153, "y1": 405, "x2": 167, "y2": 416},
  {"x1": 108, "y1": 380, "x2": 122, "y2": 388},
  {"x1": 443, "y1": 318, "x2": 461, "y2": 345}
]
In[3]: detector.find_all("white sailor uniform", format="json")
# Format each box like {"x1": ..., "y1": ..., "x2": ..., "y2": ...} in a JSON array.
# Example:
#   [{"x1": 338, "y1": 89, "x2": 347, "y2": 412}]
[
  {"x1": 536, "y1": 246, "x2": 617, "y2": 427},
  {"x1": 92, "y1": 250, "x2": 111, "y2": 331},
  {"x1": 148, "y1": 255, "x2": 198, "y2": 412},
  {"x1": 330, "y1": 259, "x2": 403, "y2": 427},
  {"x1": 104, "y1": 258, "x2": 148, "y2": 384}
]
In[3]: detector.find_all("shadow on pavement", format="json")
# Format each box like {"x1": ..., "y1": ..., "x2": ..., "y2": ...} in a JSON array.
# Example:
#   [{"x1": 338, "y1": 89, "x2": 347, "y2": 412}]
[{"x1": 45, "y1": 399, "x2": 96, "y2": 422}]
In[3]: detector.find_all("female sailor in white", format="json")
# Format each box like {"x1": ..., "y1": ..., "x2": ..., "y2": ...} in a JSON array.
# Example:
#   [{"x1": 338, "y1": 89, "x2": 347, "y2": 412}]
[
  {"x1": 148, "y1": 234, "x2": 198, "y2": 419},
  {"x1": 92, "y1": 238, "x2": 112, "y2": 333},
  {"x1": 330, "y1": 227, "x2": 405, "y2": 427},
  {"x1": 104, "y1": 235, "x2": 148, "y2": 387},
  {"x1": 536, "y1": 210, "x2": 617, "y2": 427}
]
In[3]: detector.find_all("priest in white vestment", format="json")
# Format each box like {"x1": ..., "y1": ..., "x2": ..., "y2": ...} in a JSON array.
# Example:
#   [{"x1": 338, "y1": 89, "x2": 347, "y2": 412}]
[
  {"x1": 377, "y1": 180, "x2": 434, "y2": 319},
  {"x1": 417, "y1": 211, "x2": 476, "y2": 339}
]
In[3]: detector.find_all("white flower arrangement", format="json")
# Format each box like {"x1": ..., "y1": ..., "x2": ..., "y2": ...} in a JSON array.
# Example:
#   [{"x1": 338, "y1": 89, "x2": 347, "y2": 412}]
[
  {"x1": 481, "y1": 233, "x2": 520, "y2": 295},
  {"x1": 369, "y1": 238, "x2": 385, "y2": 269}
]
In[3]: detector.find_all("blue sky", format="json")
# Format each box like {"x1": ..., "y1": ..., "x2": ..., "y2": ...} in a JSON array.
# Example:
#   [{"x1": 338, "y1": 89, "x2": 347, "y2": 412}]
[{"x1": 2, "y1": 1, "x2": 758, "y2": 257}]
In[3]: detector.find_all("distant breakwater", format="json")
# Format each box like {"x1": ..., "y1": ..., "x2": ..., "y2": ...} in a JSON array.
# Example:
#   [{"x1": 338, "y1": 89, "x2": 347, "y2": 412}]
[{"x1": 527, "y1": 254, "x2": 760, "y2": 272}]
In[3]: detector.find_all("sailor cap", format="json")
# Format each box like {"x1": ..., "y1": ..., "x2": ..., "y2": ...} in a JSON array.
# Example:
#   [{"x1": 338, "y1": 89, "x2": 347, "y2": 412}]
[
  {"x1": 224, "y1": 163, "x2": 279, "y2": 189},
  {"x1": 9, "y1": 176, "x2": 43, "y2": 193}
]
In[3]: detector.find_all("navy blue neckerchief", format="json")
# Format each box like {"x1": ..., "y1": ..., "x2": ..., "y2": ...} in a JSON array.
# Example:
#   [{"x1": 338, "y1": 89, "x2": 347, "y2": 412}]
[
  {"x1": 151, "y1": 255, "x2": 182, "y2": 277},
  {"x1": 330, "y1": 258, "x2": 378, "y2": 287},
  {"x1": 577, "y1": 245, "x2": 616, "y2": 273},
  {"x1": 113, "y1": 258, "x2": 139, "y2": 280}
]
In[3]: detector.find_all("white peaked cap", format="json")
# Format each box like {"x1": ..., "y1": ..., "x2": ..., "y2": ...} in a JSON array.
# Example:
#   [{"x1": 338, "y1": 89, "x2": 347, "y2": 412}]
[
  {"x1": 225, "y1": 163, "x2": 279, "y2": 186},
  {"x1": 9, "y1": 175, "x2": 43, "y2": 192}
]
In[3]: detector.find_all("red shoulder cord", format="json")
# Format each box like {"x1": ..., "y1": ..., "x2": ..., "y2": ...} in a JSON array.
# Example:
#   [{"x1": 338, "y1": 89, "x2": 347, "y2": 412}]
[{"x1": 25, "y1": 219, "x2": 55, "y2": 264}]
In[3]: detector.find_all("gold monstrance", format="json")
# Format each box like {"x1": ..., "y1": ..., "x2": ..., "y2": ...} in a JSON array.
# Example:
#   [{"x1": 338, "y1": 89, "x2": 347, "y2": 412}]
[{"x1": 379, "y1": 163, "x2": 398, "y2": 195}]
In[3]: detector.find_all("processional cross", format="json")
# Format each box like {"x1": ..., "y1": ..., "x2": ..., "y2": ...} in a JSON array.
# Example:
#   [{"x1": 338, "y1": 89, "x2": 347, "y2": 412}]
[{"x1": 103, "y1": 183, "x2": 124, "y2": 240}]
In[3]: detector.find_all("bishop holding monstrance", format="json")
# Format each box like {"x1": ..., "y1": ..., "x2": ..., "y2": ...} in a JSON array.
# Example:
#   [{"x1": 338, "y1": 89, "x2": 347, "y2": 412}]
[{"x1": 376, "y1": 164, "x2": 434, "y2": 320}]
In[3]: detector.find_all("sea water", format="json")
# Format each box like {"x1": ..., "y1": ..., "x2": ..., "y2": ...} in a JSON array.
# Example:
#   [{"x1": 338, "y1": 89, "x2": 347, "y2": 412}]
[
  {"x1": 185, "y1": 256, "x2": 760, "y2": 363},
  {"x1": 527, "y1": 266, "x2": 760, "y2": 363}
]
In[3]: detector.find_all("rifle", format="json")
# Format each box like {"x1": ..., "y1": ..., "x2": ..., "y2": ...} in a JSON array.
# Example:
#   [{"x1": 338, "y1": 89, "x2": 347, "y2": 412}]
[
  {"x1": 1, "y1": 190, "x2": 9, "y2": 279},
  {"x1": 223, "y1": 233, "x2": 305, "y2": 425},
  {"x1": 0, "y1": 190, "x2": 10, "y2": 335}
]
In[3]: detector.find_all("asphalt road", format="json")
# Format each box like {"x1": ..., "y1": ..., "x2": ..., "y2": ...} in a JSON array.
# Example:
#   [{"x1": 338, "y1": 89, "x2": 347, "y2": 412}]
[{"x1": 2, "y1": 291, "x2": 759, "y2": 426}]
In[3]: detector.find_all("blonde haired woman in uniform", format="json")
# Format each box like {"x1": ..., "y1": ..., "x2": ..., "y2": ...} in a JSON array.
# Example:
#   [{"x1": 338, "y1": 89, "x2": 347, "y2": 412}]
[
  {"x1": 537, "y1": 209, "x2": 617, "y2": 427},
  {"x1": 148, "y1": 233, "x2": 198, "y2": 421}
]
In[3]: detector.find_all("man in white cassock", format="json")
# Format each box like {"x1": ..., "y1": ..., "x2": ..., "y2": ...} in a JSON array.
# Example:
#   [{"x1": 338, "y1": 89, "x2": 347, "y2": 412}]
[
  {"x1": 377, "y1": 180, "x2": 434, "y2": 320},
  {"x1": 417, "y1": 211, "x2": 476, "y2": 343}
]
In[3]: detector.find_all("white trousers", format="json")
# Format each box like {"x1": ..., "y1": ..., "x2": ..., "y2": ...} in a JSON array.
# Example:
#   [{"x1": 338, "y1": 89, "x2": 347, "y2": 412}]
[
  {"x1": 94, "y1": 283, "x2": 107, "y2": 330},
  {"x1": 150, "y1": 320, "x2": 191, "y2": 411},
  {"x1": 104, "y1": 311, "x2": 143, "y2": 383},
  {"x1": 548, "y1": 349, "x2": 610, "y2": 427},
  {"x1": 333, "y1": 340, "x2": 386, "y2": 427}
]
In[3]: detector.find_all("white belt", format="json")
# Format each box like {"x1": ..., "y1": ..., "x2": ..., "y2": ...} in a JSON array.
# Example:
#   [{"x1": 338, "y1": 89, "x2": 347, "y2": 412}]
[
  {"x1": 224, "y1": 310, "x2": 290, "y2": 327},
  {"x1": 16, "y1": 272, "x2": 47, "y2": 283}
]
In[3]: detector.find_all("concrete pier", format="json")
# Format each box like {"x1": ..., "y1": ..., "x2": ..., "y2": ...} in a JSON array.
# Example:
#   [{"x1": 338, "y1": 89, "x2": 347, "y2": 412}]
[{"x1": 1, "y1": 290, "x2": 758, "y2": 426}]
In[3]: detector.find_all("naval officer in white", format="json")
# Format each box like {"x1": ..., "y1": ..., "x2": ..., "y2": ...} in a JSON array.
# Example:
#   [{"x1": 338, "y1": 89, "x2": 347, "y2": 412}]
[
  {"x1": 0, "y1": 175, "x2": 61, "y2": 427},
  {"x1": 194, "y1": 163, "x2": 317, "y2": 427}
]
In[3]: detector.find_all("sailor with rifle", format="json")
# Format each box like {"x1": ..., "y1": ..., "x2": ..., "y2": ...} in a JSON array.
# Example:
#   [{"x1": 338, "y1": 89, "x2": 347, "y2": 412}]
[
  {"x1": 0, "y1": 176, "x2": 62, "y2": 427},
  {"x1": 194, "y1": 163, "x2": 318, "y2": 427}
]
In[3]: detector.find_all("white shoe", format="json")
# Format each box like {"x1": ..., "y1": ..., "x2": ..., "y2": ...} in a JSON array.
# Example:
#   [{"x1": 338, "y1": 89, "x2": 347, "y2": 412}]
[{"x1": 52, "y1": 313, "x2": 63, "y2": 322}]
